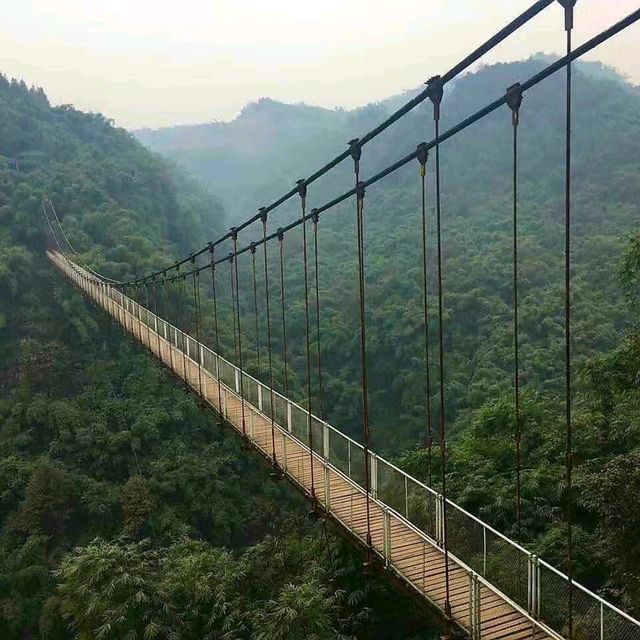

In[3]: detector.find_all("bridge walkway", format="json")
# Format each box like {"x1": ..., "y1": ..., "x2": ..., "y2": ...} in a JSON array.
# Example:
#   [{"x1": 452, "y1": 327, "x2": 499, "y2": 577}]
[{"x1": 49, "y1": 251, "x2": 557, "y2": 640}]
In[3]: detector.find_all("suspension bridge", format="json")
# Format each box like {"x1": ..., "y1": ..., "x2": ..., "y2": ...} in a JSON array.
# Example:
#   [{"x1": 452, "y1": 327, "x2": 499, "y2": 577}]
[{"x1": 42, "y1": 2, "x2": 640, "y2": 638}]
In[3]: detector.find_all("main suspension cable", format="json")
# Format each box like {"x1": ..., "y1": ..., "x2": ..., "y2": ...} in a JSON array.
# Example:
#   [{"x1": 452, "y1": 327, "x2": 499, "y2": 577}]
[
  {"x1": 194, "y1": 11, "x2": 640, "y2": 277},
  {"x1": 112, "y1": 0, "x2": 556, "y2": 287}
]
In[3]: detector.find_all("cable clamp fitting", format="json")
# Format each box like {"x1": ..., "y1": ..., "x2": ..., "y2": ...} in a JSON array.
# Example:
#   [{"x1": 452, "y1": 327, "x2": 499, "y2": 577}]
[
  {"x1": 277, "y1": 227, "x2": 285, "y2": 242},
  {"x1": 356, "y1": 181, "x2": 366, "y2": 201},
  {"x1": 557, "y1": 0, "x2": 576, "y2": 32},
  {"x1": 426, "y1": 75, "x2": 444, "y2": 122},
  {"x1": 506, "y1": 82, "x2": 523, "y2": 127},
  {"x1": 416, "y1": 142, "x2": 429, "y2": 176},
  {"x1": 227, "y1": 252, "x2": 234, "y2": 264},
  {"x1": 259, "y1": 206, "x2": 268, "y2": 224},
  {"x1": 250, "y1": 241, "x2": 257, "y2": 255},
  {"x1": 348, "y1": 138, "x2": 362, "y2": 174},
  {"x1": 296, "y1": 179, "x2": 307, "y2": 201},
  {"x1": 311, "y1": 208, "x2": 319, "y2": 225},
  {"x1": 208, "y1": 241, "x2": 214, "y2": 254}
]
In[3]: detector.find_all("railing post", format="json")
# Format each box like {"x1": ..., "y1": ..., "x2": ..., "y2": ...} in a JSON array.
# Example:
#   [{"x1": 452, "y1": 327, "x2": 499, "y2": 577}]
[
  {"x1": 324, "y1": 465, "x2": 330, "y2": 510},
  {"x1": 348, "y1": 441, "x2": 352, "y2": 479},
  {"x1": 199, "y1": 344, "x2": 204, "y2": 367},
  {"x1": 529, "y1": 554, "x2": 540, "y2": 619},
  {"x1": 286, "y1": 401, "x2": 292, "y2": 432},
  {"x1": 527, "y1": 555, "x2": 533, "y2": 614},
  {"x1": 383, "y1": 508, "x2": 391, "y2": 566},
  {"x1": 370, "y1": 453, "x2": 378, "y2": 500},
  {"x1": 435, "y1": 494, "x2": 443, "y2": 546},
  {"x1": 469, "y1": 571, "x2": 481, "y2": 639},
  {"x1": 483, "y1": 526, "x2": 487, "y2": 576},
  {"x1": 323, "y1": 424, "x2": 329, "y2": 461},
  {"x1": 258, "y1": 385, "x2": 263, "y2": 412},
  {"x1": 533, "y1": 556, "x2": 540, "y2": 618},
  {"x1": 222, "y1": 388, "x2": 228, "y2": 419},
  {"x1": 600, "y1": 601, "x2": 604, "y2": 640},
  {"x1": 249, "y1": 409, "x2": 254, "y2": 439},
  {"x1": 234, "y1": 368, "x2": 240, "y2": 393},
  {"x1": 404, "y1": 475, "x2": 409, "y2": 519},
  {"x1": 469, "y1": 572, "x2": 474, "y2": 636},
  {"x1": 282, "y1": 433, "x2": 288, "y2": 472}
]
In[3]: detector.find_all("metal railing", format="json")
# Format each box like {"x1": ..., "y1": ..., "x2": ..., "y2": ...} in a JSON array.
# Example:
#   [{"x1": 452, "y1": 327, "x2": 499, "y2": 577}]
[{"x1": 51, "y1": 251, "x2": 640, "y2": 640}]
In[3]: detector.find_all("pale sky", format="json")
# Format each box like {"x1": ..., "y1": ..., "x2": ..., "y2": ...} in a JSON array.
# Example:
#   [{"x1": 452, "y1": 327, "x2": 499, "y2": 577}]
[{"x1": 1, "y1": 0, "x2": 638, "y2": 130}]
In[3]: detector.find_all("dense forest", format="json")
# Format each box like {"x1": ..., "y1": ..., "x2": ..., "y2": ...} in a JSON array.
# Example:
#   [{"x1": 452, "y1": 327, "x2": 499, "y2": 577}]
[
  {"x1": 2, "y1": 50, "x2": 640, "y2": 638},
  {"x1": 0, "y1": 76, "x2": 437, "y2": 639},
  {"x1": 139, "y1": 57, "x2": 640, "y2": 617}
]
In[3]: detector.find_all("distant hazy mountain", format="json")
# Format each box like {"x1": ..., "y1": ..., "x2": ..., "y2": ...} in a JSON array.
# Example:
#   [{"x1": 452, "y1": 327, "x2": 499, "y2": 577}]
[{"x1": 135, "y1": 56, "x2": 637, "y2": 224}]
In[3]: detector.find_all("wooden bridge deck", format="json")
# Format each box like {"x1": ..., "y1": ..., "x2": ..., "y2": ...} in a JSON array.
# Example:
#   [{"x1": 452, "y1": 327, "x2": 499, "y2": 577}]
[{"x1": 50, "y1": 251, "x2": 558, "y2": 640}]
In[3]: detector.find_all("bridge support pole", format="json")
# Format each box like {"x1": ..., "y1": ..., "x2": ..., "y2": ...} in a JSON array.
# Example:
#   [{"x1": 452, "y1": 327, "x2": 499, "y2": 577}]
[
  {"x1": 532, "y1": 554, "x2": 540, "y2": 619},
  {"x1": 383, "y1": 508, "x2": 391, "y2": 567},
  {"x1": 370, "y1": 453, "x2": 378, "y2": 500},
  {"x1": 282, "y1": 433, "x2": 288, "y2": 473},
  {"x1": 435, "y1": 494, "x2": 444, "y2": 547},
  {"x1": 323, "y1": 465, "x2": 330, "y2": 510},
  {"x1": 469, "y1": 571, "x2": 481, "y2": 639}
]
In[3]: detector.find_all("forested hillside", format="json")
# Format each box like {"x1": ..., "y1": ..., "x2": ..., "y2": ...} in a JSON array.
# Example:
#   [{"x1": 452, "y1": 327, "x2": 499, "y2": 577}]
[
  {"x1": 0, "y1": 76, "x2": 436, "y2": 639},
  {"x1": 139, "y1": 57, "x2": 640, "y2": 613}
]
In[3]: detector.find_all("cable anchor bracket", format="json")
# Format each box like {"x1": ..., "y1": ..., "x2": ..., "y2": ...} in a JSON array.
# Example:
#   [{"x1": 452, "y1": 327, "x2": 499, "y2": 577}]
[
  {"x1": 506, "y1": 82, "x2": 523, "y2": 127},
  {"x1": 426, "y1": 75, "x2": 444, "y2": 122},
  {"x1": 557, "y1": 0, "x2": 577, "y2": 32},
  {"x1": 416, "y1": 142, "x2": 429, "y2": 176},
  {"x1": 348, "y1": 138, "x2": 362, "y2": 174}
]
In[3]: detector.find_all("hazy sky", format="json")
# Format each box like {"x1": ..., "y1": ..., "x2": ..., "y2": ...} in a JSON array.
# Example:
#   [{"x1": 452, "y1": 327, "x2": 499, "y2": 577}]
[{"x1": 1, "y1": 0, "x2": 638, "y2": 130}]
